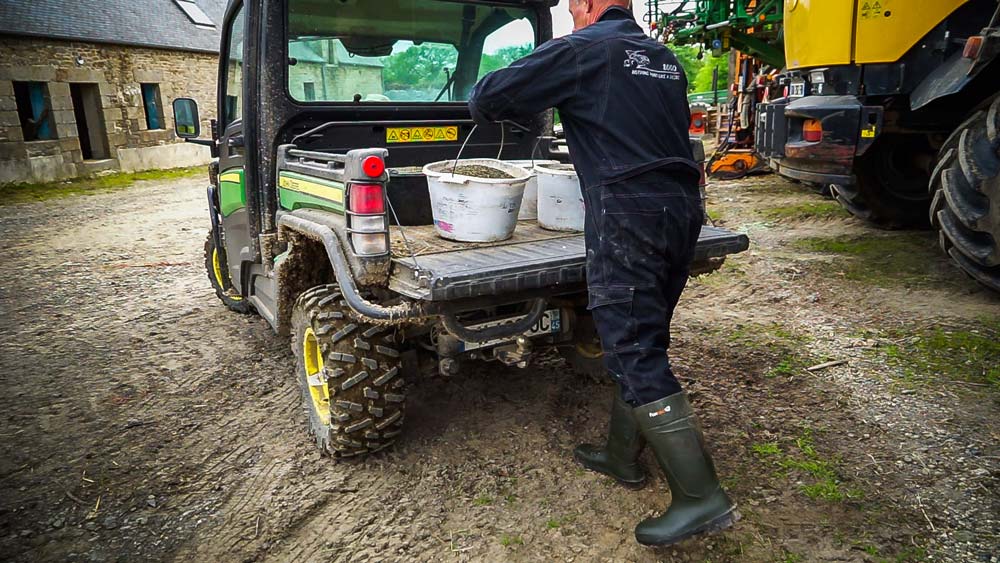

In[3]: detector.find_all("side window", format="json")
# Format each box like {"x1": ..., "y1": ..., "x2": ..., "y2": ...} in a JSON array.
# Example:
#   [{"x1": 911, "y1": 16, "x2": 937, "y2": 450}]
[{"x1": 224, "y1": 7, "x2": 245, "y2": 125}]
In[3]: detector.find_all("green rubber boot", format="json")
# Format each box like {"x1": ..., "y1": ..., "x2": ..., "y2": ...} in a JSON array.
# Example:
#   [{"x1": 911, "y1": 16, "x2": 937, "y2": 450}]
[
  {"x1": 573, "y1": 392, "x2": 647, "y2": 487},
  {"x1": 633, "y1": 392, "x2": 737, "y2": 546}
]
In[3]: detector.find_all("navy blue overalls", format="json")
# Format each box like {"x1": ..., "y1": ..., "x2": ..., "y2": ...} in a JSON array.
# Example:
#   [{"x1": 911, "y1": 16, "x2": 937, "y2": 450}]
[{"x1": 469, "y1": 6, "x2": 703, "y2": 406}]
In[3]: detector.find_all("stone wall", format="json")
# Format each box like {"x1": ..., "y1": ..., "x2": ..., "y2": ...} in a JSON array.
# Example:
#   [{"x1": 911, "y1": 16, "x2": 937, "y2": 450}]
[{"x1": 0, "y1": 36, "x2": 218, "y2": 184}]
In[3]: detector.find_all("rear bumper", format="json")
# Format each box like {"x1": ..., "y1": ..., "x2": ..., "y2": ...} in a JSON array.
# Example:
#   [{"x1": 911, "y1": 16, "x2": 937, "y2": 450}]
[{"x1": 756, "y1": 95, "x2": 883, "y2": 186}]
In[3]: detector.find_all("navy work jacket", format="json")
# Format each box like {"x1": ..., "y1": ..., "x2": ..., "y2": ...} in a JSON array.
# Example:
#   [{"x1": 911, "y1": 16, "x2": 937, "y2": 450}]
[{"x1": 469, "y1": 6, "x2": 698, "y2": 189}]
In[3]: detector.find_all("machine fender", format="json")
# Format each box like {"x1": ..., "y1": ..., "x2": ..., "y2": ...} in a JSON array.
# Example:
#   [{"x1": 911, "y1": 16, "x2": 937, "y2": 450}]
[{"x1": 910, "y1": 50, "x2": 979, "y2": 111}]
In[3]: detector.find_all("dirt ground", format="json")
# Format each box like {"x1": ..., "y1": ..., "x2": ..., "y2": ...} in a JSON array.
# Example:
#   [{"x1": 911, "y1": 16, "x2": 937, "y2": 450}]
[{"x1": 0, "y1": 172, "x2": 997, "y2": 563}]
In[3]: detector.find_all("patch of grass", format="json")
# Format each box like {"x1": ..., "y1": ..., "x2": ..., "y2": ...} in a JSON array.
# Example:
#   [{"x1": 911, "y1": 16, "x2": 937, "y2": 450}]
[
  {"x1": 782, "y1": 550, "x2": 805, "y2": 563},
  {"x1": 499, "y1": 533, "x2": 523, "y2": 547},
  {"x1": 545, "y1": 514, "x2": 576, "y2": 530},
  {"x1": 760, "y1": 201, "x2": 848, "y2": 221},
  {"x1": 724, "y1": 322, "x2": 816, "y2": 379},
  {"x1": 792, "y1": 234, "x2": 943, "y2": 287},
  {"x1": 473, "y1": 495, "x2": 493, "y2": 506},
  {"x1": 751, "y1": 442, "x2": 781, "y2": 457},
  {"x1": 0, "y1": 166, "x2": 204, "y2": 205},
  {"x1": 707, "y1": 208, "x2": 724, "y2": 222},
  {"x1": 760, "y1": 430, "x2": 861, "y2": 502},
  {"x1": 877, "y1": 319, "x2": 1000, "y2": 390}
]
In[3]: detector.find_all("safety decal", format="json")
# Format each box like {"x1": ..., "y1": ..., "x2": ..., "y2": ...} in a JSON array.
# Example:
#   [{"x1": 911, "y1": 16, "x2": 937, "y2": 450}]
[
  {"x1": 860, "y1": 0, "x2": 890, "y2": 19},
  {"x1": 386, "y1": 126, "x2": 459, "y2": 144},
  {"x1": 861, "y1": 124, "x2": 877, "y2": 139}
]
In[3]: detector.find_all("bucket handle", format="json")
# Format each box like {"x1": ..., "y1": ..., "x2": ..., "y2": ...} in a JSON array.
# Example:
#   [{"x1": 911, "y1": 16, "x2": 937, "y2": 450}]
[{"x1": 451, "y1": 123, "x2": 479, "y2": 176}]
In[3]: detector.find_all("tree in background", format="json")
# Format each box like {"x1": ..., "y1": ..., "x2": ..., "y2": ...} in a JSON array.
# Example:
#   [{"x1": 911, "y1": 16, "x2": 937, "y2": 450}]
[
  {"x1": 479, "y1": 44, "x2": 534, "y2": 78},
  {"x1": 667, "y1": 43, "x2": 730, "y2": 93},
  {"x1": 382, "y1": 44, "x2": 458, "y2": 90}
]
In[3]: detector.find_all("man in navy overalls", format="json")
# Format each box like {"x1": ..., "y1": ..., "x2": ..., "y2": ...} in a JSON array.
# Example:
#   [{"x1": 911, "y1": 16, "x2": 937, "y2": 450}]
[{"x1": 469, "y1": 0, "x2": 737, "y2": 546}]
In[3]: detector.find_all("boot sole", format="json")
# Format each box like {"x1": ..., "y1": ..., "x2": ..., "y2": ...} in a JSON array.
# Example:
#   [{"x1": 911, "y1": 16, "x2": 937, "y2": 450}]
[
  {"x1": 636, "y1": 507, "x2": 740, "y2": 547},
  {"x1": 572, "y1": 451, "x2": 647, "y2": 489}
]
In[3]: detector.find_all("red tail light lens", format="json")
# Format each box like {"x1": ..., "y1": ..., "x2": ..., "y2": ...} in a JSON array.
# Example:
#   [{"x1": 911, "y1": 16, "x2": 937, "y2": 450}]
[
  {"x1": 350, "y1": 183, "x2": 385, "y2": 214},
  {"x1": 362, "y1": 155, "x2": 385, "y2": 178},
  {"x1": 803, "y1": 119, "x2": 823, "y2": 142}
]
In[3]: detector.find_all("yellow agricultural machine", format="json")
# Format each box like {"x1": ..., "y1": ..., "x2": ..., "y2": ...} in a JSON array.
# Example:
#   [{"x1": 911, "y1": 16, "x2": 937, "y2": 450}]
[
  {"x1": 657, "y1": 0, "x2": 1000, "y2": 291},
  {"x1": 756, "y1": 0, "x2": 1000, "y2": 291}
]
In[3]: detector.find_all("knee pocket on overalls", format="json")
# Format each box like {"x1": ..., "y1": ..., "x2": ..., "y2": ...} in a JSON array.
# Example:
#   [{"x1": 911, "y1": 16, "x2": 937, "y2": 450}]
[{"x1": 587, "y1": 286, "x2": 638, "y2": 353}]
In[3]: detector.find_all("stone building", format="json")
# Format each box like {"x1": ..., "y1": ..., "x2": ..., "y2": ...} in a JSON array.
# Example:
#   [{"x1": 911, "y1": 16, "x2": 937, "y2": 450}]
[{"x1": 0, "y1": 0, "x2": 225, "y2": 184}]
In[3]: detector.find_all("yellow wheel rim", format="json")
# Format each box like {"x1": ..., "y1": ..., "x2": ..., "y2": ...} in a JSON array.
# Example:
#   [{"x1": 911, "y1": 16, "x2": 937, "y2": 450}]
[
  {"x1": 212, "y1": 246, "x2": 243, "y2": 301},
  {"x1": 576, "y1": 341, "x2": 604, "y2": 360},
  {"x1": 303, "y1": 327, "x2": 331, "y2": 426}
]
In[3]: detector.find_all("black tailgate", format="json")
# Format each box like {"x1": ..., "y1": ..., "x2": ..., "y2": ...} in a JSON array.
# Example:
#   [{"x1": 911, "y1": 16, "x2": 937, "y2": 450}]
[{"x1": 389, "y1": 225, "x2": 749, "y2": 301}]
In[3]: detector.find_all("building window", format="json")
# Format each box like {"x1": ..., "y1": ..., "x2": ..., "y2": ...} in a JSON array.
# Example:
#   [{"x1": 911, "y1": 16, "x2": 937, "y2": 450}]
[
  {"x1": 141, "y1": 83, "x2": 164, "y2": 130},
  {"x1": 174, "y1": 0, "x2": 216, "y2": 28},
  {"x1": 13, "y1": 81, "x2": 56, "y2": 141},
  {"x1": 303, "y1": 82, "x2": 316, "y2": 101}
]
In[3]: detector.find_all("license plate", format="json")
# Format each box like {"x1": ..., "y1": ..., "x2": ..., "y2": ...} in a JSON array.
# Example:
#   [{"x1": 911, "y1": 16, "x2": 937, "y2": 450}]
[
  {"x1": 460, "y1": 309, "x2": 562, "y2": 352},
  {"x1": 789, "y1": 82, "x2": 805, "y2": 98}
]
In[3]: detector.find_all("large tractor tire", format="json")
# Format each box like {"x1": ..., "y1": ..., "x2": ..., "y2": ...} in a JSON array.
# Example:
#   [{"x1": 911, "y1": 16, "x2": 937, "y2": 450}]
[
  {"x1": 291, "y1": 285, "x2": 405, "y2": 458},
  {"x1": 831, "y1": 134, "x2": 935, "y2": 229},
  {"x1": 204, "y1": 232, "x2": 254, "y2": 314},
  {"x1": 929, "y1": 98, "x2": 1000, "y2": 292}
]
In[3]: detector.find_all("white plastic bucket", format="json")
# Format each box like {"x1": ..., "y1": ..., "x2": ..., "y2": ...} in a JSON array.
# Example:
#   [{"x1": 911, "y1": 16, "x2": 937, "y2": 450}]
[
  {"x1": 423, "y1": 159, "x2": 532, "y2": 242},
  {"x1": 505, "y1": 160, "x2": 559, "y2": 220},
  {"x1": 535, "y1": 163, "x2": 584, "y2": 232}
]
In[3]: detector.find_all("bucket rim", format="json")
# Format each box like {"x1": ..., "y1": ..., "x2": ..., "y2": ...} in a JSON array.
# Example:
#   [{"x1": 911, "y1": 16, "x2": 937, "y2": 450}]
[
  {"x1": 423, "y1": 158, "x2": 533, "y2": 184},
  {"x1": 534, "y1": 162, "x2": 578, "y2": 177}
]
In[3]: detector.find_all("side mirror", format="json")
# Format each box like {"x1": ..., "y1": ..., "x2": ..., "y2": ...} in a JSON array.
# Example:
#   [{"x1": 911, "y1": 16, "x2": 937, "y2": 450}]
[{"x1": 173, "y1": 97, "x2": 201, "y2": 139}]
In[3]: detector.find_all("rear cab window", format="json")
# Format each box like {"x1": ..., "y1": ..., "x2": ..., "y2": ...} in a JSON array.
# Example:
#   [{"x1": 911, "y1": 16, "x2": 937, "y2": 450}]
[{"x1": 286, "y1": 0, "x2": 537, "y2": 103}]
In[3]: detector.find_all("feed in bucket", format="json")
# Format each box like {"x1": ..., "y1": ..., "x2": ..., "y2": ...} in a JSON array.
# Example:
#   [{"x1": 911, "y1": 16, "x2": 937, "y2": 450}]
[{"x1": 422, "y1": 159, "x2": 532, "y2": 242}]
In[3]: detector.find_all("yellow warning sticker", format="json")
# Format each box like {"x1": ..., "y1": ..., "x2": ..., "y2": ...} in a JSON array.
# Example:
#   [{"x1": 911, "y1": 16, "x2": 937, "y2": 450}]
[
  {"x1": 386, "y1": 126, "x2": 459, "y2": 144},
  {"x1": 861, "y1": 125, "x2": 877, "y2": 138}
]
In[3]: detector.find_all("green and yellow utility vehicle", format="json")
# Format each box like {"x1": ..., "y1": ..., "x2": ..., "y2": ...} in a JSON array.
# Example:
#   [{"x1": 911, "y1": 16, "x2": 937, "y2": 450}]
[{"x1": 173, "y1": 0, "x2": 749, "y2": 459}]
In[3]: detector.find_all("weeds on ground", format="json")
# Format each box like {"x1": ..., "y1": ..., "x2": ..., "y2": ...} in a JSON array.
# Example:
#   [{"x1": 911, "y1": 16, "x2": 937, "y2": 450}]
[
  {"x1": 0, "y1": 166, "x2": 204, "y2": 205},
  {"x1": 724, "y1": 322, "x2": 816, "y2": 378},
  {"x1": 875, "y1": 319, "x2": 1000, "y2": 390},
  {"x1": 473, "y1": 495, "x2": 493, "y2": 506},
  {"x1": 792, "y1": 234, "x2": 945, "y2": 287},
  {"x1": 760, "y1": 201, "x2": 849, "y2": 222},
  {"x1": 858, "y1": 543, "x2": 929, "y2": 563},
  {"x1": 499, "y1": 533, "x2": 523, "y2": 547},
  {"x1": 752, "y1": 429, "x2": 862, "y2": 502},
  {"x1": 545, "y1": 514, "x2": 575, "y2": 529}
]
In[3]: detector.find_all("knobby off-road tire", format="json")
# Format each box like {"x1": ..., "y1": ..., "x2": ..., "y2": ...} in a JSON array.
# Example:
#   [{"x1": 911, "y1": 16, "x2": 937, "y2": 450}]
[
  {"x1": 831, "y1": 134, "x2": 935, "y2": 229},
  {"x1": 929, "y1": 97, "x2": 1000, "y2": 292},
  {"x1": 204, "y1": 232, "x2": 254, "y2": 314},
  {"x1": 291, "y1": 284, "x2": 404, "y2": 458}
]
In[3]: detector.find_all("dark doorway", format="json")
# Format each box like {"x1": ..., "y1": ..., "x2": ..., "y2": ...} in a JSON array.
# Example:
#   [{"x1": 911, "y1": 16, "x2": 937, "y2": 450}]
[{"x1": 69, "y1": 83, "x2": 109, "y2": 160}]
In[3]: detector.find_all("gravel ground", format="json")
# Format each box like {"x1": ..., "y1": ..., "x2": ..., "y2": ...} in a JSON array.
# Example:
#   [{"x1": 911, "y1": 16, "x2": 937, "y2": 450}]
[{"x1": 0, "y1": 172, "x2": 997, "y2": 562}]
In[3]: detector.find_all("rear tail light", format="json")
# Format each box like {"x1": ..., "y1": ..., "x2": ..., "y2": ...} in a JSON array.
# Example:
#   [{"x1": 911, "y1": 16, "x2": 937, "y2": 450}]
[
  {"x1": 803, "y1": 119, "x2": 823, "y2": 142},
  {"x1": 963, "y1": 36, "x2": 983, "y2": 59},
  {"x1": 347, "y1": 183, "x2": 388, "y2": 256},
  {"x1": 350, "y1": 183, "x2": 385, "y2": 214}
]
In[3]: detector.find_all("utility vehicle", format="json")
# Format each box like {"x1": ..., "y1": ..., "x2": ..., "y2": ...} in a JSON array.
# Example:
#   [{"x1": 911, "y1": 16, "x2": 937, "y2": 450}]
[{"x1": 173, "y1": 0, "x2": 750, "y2": 459}]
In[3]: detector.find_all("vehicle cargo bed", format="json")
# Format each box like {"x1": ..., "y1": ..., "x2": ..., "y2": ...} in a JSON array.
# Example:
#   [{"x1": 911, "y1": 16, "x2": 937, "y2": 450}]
[{"x1": 388, "y1": 221, "x2": 749, "y2": 301}]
